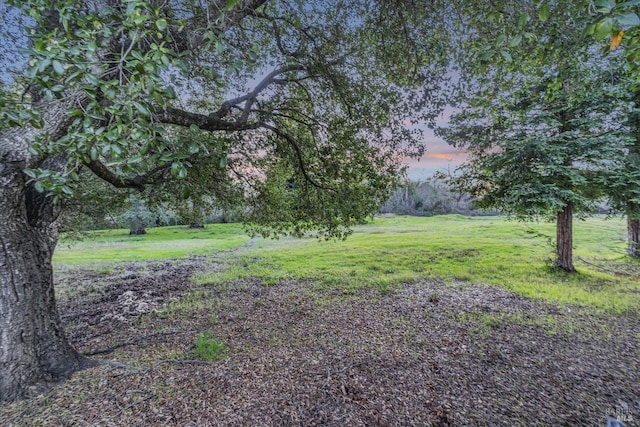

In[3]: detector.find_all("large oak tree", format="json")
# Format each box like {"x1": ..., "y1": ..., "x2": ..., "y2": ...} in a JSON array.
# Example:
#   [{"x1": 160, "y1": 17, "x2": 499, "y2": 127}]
[{"x1": 0, "y1": 0, "x2": 450, "y2": 400}]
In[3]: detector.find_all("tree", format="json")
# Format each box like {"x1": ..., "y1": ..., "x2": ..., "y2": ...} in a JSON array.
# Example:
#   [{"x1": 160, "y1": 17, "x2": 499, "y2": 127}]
[
  {"x1": 0, "y1": 0, "x2": 451, "y2": 400},
  {"x1": 583, "y1": 1, "x2": 640, "y2": 258},
  {"x1": 118, "y1": 196, "x2": 164, "y2": 235},
  {"x1": 602, "y1": 87, "x2": 640, "y2": 258},
  {"x1": 441, "y1": 1, "x2": 626, "y2": 271},
  {"x1": 440, "y1": 72, "x2": 623, "y2": 271}
]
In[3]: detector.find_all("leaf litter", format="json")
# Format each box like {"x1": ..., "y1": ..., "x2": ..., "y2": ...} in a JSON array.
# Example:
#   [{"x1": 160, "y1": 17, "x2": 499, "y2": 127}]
[{"x1": 1, "y1": 255, "x2": 638, "y2": 426}]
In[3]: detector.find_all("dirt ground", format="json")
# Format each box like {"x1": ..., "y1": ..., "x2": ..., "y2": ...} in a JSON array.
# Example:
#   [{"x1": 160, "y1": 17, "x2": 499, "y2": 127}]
[{"x1": 1, "y1": 256, "x2": 638, "y2": 426}]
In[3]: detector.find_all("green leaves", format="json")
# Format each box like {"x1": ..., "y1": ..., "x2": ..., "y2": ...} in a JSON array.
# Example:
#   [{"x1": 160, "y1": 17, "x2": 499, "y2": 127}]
[
  {"x1": 500, "y1": 50, "x2": 512, "y2": 62},
  {"x1": 594, "y1": 18, "x2": 614, "y2": 40},
  {"x1": 616, "y1": 12, "x2": 640, "y2": 27},
  {"x1": 443, "y1": 1, "x2": 629, "y2": 226},
  {"x1": 517, "y1": 12, "x2": 530, "y2": 30},
  {"x1": 155, "y1": 18, "x2": 167, "y2": 31},
  {"x1": 2, "y1": 0, "x2": 454, "y2": 240},
  {"x1": 52, "y1": 60, "x2": 65, "y2": 75},
  {"x1": 133, "y1": 101, "x2": 151, "y2": 117},
  {"x1": 509, "y1": 34, "x2": 523, "y2": 47},
  {"x1": 594, "y1": 0, "x2": 616, "y2": 14},
  {"x1": 538, "y1": 4, "x2": 550, "y2": 23},
  {"x1": 23, "y1": 167, "x2": 75, "y2": 199}
]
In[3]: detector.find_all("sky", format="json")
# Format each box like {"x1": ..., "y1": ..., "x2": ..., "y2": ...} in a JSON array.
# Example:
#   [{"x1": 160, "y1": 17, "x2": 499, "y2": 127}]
[{"x1": 405, "y1": 107, "x2": 466, "y2": 181}]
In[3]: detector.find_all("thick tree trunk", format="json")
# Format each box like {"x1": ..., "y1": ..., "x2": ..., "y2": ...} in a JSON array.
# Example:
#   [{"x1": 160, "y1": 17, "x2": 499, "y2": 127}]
[
  {"x1": 628, "y1": 216, "x2": 640, "y2": 258},
  {"x1": 0, "y1": 196, "x2": 84, "y2": 401},
  {"x1": 1, "y1": 113, "x2": 85, "y2": 401},
  {"x1": 554, "y1": 203, "x2": 575, "y2": 272}
]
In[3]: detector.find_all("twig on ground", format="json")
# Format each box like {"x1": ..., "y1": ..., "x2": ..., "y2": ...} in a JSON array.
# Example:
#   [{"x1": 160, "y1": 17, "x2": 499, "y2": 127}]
[
  {"x1": 82, "y1": 330, "x2": 195, "y2": 356},
  {"x1": 577, "y1": 257, "x2": 627, "y2": 276}
]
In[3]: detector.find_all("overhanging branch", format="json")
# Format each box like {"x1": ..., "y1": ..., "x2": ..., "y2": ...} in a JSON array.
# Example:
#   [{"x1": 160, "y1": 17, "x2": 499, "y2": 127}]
[
  {"x1": 84, "y1": 159, "x2": 170, "y2": 191},
  {"x1": 259, "y1": 122, "x2": 334, "y2": 192},
  {"x1": 156, "y1": 64, "x2": 307, "y2": 131}
]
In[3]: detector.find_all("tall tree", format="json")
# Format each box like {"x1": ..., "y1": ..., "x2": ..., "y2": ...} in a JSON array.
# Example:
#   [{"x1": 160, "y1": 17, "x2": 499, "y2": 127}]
[
  {"x1": 439, "y1": 70, "x2": 623, "y2": 271},
  {"x1": 0, "y1": 0, "x2": 450, "y2": 400},
  {"x1": 586, "y1": 0, "x2": 640, "y2": 258},
  {"x1": 442, "y1": 1, "x2": 625, "y2": 271},
  {"x1": 602, "y1": 86, "x2": 640, "y2": 258}
]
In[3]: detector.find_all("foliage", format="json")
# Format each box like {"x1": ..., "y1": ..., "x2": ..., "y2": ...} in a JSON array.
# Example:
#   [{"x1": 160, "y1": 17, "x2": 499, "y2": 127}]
[
  {"x1": 443, "y1": 1, "x2": 633, "y2": 270},
  {"x1": 59, "y1": 170, "x2": 129, "y2": 231},
  {"x1": 117, "y1": 197, "x2": 167, "y2": 234},
  {"x1": 439, "y1": 65, "x2": 625, "y2": 220},
  {"x1": 587, "y1": 0, "x2": 640, "y2": 66},
  {"x1": 2, "y1": 0, "x2": 452, "y2": 238},
  {"x1": 379, "y1": 179, "x2": 479, "y2": 217},
  {"x1": 600, "y1": 86, "x2": 640, "y2": 215}
]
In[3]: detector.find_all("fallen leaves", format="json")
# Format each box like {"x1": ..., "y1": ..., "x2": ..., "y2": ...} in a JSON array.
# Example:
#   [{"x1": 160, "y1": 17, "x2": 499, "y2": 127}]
[{"x1": 1, "y1": 257, "x2": 638, "y2": 425}]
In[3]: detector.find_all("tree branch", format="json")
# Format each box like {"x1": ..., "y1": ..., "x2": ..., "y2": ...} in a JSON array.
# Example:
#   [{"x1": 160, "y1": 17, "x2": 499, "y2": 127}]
[
  {"x1": 84, "y1": 159, "x2": 170, "y2": 191},
  {"x1": 156, "y1": 64, "x2": 306, "y2": 130},
  {"x1": 259, "y1": 122, "x2": 334, "y2": 191},
  {"x1": 216, "y1": 64, "x2": 307, "y2": 118}
]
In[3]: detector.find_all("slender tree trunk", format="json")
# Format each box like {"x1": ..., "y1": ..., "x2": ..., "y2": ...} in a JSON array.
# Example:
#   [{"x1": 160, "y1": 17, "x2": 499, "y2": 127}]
[
  {"x1": 554, "y1": 203, "x2": 575, "y2": 272},
  {"x1": 628, "y1": 216, "x2": 640, "y2": 258},
  {"x1": 1, "y1": 110, "x2": 85, "y2": 401}
]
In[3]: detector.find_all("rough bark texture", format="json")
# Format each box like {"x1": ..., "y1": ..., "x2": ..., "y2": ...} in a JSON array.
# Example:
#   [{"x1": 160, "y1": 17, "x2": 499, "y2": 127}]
[
  {"x1": 554, "y1": 203, "x2": 575, "y2": 272},
  {"x1": 0, "y1": 109, "x2": 84, "y2": 401},
  {"x1": 628, "y1": 216, "x2": 640, "y2": 258}
]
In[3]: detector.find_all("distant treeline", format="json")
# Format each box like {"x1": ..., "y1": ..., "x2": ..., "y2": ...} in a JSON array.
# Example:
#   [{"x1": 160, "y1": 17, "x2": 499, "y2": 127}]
[{"x1": 379, "y1": 179, "x2": 498, "y2": 217}]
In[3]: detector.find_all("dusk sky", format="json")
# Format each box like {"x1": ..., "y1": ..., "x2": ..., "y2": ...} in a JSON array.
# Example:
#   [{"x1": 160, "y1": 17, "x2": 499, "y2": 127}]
[{"x1": 405, "y1": 107, "x2": 467, "y2": 181}]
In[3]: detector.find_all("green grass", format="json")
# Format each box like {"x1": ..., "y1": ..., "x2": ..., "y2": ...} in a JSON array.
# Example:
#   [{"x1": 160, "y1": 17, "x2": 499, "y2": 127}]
[
  {"x1": 54, "y1": 224, "x2": 251, "y2": 264},
  {"x1": 195, "y1": 215, "x2": 640, "y2": 315},
  {"x1": 193, "y1": 331, "x2": 228, "y2": 361},
  {"x1": 53, "y1": 216, "x2": 640, "y2": 314}
]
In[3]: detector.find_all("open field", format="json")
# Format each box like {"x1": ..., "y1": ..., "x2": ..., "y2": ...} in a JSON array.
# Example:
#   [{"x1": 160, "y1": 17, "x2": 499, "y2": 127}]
[
  {"x1": 57, "y1": 215, "x2": 640, "y2": 314},
  {"x1": 3, "y1": 215, "x2": 638, "y2": 425},
  {"x1": 54, "y1": 223, "x2": 251, "y2": 264}
]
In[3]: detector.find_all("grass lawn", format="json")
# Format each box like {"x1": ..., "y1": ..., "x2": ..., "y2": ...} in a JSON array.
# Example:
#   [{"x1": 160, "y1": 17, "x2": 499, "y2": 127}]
[
  {"x1": 195, "y1": 215, "x2": 640, "y2": 315},
  {"x1": 54, "y1": 223, "x2": 251, "y2": 264},
  {"x1": 54, "y1": 215, "x2": 640, "y2": 314}
]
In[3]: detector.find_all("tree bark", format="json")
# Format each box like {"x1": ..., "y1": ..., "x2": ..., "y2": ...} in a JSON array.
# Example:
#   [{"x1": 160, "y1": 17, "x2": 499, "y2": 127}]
[
  {"x1": 0, "y1": 111, "x2": 85, "y2": 401},
  {"x1": 554, "y1": 203, "x2": 575, "y2": 272},
  {"x1": 628, "y1": 216, "x2": 640, "y2": 258}
]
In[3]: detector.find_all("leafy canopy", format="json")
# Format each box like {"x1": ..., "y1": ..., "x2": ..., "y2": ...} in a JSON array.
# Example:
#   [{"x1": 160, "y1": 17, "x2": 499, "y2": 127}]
[
  {"x1": 1, "y1": 0, "x2": 451, "y2": 238},
  {"x1": 441, "y1": 0, "x2": 628, "y2": 220}
]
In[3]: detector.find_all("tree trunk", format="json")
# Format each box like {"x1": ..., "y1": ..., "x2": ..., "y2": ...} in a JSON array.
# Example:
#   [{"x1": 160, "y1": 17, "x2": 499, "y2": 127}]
[
  {"x1": 129, "y1": 221, "x2": 147, "y2": 235},
  {"x1": 0, "y1": 174, "x2": 85, "y2": 401},
  {"x1": 554, "y1": 203, "x2": 575, "y2": 272},
  {"x1": 1, "y1": 113, "x2": 85, "y2": 401},
  {"x1": 628, "y1": 216, "x2": 640, "y2": 258}
]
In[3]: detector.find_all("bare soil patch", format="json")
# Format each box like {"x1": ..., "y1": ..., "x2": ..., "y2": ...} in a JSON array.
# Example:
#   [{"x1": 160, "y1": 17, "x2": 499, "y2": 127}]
[{"x1": 1, "y1": 256, "x2": 638, "y2": 426}]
